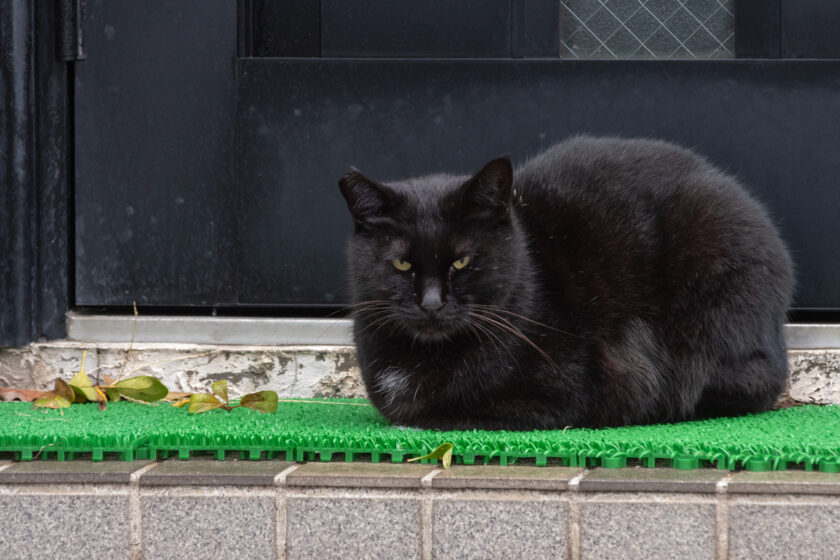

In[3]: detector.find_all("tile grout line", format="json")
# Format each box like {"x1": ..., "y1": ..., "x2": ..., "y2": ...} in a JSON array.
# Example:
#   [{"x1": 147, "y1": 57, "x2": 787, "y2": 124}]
[
  {"x1": 129, "y1": 461, "x2": 161, "y2": 560},
  {"x1": 274, "y1": 464, "x2": 301, "y2": 560},
  {"x1": 566, "y1": 469, "x2": 589, "y2": 560},
  {"x1": 420, "y1": 468, "x2": 443, "y2": 560},
  {"x1": 715, "y1": 472, "x2": 734, "y2": 560}
]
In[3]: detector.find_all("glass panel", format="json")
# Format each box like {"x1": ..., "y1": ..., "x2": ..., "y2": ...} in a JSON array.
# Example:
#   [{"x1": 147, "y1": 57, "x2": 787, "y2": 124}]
[{"x1": 560, "y1": 0, "x2": 734, "y2": 59}]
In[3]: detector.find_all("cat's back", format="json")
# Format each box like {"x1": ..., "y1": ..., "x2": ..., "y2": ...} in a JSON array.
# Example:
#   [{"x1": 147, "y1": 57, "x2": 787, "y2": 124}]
[
  {"x1": 516, "y1": 136, "x2": 725, "y2": 203},
  {"x1": 513, "y1": 135, "x2": 792, "y2": 321},
  {"x1": 514, "y1": 136, "x2": 784, "y2": 261}
]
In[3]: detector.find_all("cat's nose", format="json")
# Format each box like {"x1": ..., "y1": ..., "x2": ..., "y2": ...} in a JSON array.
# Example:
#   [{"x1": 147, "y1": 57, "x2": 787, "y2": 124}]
[{"x1": 420, "y1": 283, "x2": 445, "y2": 314}]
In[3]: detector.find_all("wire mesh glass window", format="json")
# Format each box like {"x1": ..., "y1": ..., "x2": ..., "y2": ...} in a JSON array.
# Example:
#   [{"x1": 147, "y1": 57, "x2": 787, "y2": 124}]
[{"x1": 560, "y1": 0, "x2": 734, "y2": 59}]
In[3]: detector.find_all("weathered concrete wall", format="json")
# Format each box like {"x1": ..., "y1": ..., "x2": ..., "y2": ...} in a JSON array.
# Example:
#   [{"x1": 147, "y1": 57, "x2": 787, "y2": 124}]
[
  {"x1": 0, "y1": 342, "x2": 364, "y2": 399},
  {"x1": 1, "y1": 342, "x2": 839, "y2": 404}
]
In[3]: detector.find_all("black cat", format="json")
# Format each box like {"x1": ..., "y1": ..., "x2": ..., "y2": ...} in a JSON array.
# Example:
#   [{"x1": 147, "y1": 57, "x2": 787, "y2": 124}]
[{"x1": 339, "y1": 136, "x2": 793, "y2": 430}]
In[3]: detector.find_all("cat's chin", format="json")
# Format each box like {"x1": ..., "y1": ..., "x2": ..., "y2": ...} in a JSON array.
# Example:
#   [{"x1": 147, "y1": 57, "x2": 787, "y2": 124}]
[{"x1": 409, "y1": 323, "x2": 460, "y2": 344}]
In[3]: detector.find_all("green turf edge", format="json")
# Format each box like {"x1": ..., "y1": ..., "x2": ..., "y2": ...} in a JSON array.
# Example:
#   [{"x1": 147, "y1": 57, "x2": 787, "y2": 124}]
[{"x1": 1, "y1": 400, "x2": 839, "y2": 472}]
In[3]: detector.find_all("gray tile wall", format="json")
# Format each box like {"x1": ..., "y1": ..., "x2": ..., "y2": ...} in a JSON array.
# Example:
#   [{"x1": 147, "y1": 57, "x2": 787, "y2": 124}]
[{"x1": 2, "y1": 461, "x2": 840, "y2": 559}]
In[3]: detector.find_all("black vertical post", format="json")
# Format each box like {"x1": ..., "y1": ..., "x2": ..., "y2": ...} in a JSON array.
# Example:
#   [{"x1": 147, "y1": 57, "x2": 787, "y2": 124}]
[
  {"x1": 734, "y1": 0, "x2": 782, "y2": 58},
  {"x1": 0, "y1": 1, "x2": 71, "y2": 347}
]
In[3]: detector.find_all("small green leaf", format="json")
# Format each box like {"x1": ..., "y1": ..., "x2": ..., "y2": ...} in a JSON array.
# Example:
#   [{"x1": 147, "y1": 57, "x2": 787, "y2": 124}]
[
  {"x1": 110, "y1": 376, "x2": 168, "y2": 402},
  {"x1": 239, "y1": 391, "x2": 278, "y2": 413},
  {"x1": 211, "y1": 380, "x2": 228, "y2": 404},
  {"x1": 171, "y1": 396, "x2": 191, "y2": 408},
  {"x1": 407, "y1": 442, "x2": 454, "y2": 469},
  {"x1": 105, "y1": 388, "x2": 121, "y2": 402},
  {"x1": 33, "y1": 393, "x2": 73, "y2": 409},
  {"x1": 68, "y1": 350, "x2": 99, "y2": 401},
  {"x1": 188, "y1": 393, "x2": 223, "y2": 414}
]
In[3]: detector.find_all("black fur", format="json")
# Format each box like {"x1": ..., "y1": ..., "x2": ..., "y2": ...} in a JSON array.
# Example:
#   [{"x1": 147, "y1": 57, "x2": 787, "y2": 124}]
[{"x1": 338, "y1": 136, "x2": 794, "y2": 430}]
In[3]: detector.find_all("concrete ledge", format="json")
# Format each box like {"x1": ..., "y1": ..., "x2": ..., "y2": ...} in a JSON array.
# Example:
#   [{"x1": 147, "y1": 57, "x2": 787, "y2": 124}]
[
  {"x1": 3, "y1": 340, "x2": 840, "y2": 404},
  {"x1": 2, "y1": 461, "x2": 840, "y2": 559}
]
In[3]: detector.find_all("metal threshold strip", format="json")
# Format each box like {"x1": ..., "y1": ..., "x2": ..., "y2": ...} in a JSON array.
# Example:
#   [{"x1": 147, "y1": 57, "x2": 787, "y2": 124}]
[{"x1": 65, "y1": 313, "x2": 838, "y2": 349}]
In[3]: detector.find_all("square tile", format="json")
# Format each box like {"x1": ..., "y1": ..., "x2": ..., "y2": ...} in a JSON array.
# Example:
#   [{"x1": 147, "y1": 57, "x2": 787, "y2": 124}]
[
  {"x1": 287, "y1": 496, "x2": 420, "y2": 559},
  {"x1": 580, "y1": 499, "x2": 715, "y2": 559},
  {"x1": 730, "y1": 501, "x2": 840, "y2": 558},
  {"x1": 0, "y1": 459, "x2": 154, "y2": 484},
  {"x1": 139, "y1": 457, "x2": 292, "y2": 486},
  {"x1": 434, "y1": 499, "x2": 566, "y2": 559},
  {"x1": 433, "y1": 466, "x2": 582, "y2": 490},
  {"x1": 0, "y1": 493, "x2": 129, "y2": 558},
  {"x1": 579, "y1": 467, "x2": 726, "y2": 493},
  {"x1": 286, "y1": 462, "x2": 435, "y2": 488},
  {"x1": 142, "y1": 494, "x2": 275, "y2": 559}
]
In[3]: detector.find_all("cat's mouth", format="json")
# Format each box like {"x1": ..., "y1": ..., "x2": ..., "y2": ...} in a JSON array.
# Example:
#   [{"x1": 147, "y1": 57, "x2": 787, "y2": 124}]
[{"x1": 410, "y1": 318, "x2": 459, "y2": 342}]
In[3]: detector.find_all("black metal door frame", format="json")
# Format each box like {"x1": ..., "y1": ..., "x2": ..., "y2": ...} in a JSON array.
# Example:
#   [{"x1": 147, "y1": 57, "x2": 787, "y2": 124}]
[{"x1": 4, "y1": 0, "x2": 840, "y2": 346}]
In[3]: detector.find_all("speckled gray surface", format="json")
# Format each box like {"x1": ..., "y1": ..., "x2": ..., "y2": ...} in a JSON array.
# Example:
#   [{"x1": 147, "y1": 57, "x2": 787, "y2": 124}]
[
  {"x1": 141, "y1": 495, "x2": 275, "y2": 559},
  {"x1": 432, "y1": 465, "x2": 581, "y2": 490},
  {"x1": 140, "y1": 458, "x2": 292, "y2": 486},
  {"x1": 728, "y1": 470, "x2": 840, "y2": 494},
  {"x1": 0, "y1": 459, "x2": 154, "y2": 484},
  {"x1": 729, "y1": 502, "x2": 840, "y2": 558},
  {"x1": 0, "y1": 494, "x2": 129, "y2": 559},
  {"x1": 579, "y1": 466, "x2": 726, "y2": 493},
  {"x1": 286, "y1": 462, "x2": 435, "y2": 488},
  {"x1": 580, "y1": 500, "x2": 715, "y2": 560},
  {"x1": 433, "y1": 499, "x2": 566, "y2": 559},
  {"x1": 286, "y1": 496, "x2": 420, "y2": 559}
]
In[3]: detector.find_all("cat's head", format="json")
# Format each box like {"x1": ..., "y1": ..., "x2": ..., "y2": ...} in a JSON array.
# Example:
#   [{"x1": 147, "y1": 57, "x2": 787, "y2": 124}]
[{"x1": 339, "y1": 157, "x2": 528, "y2": 343}]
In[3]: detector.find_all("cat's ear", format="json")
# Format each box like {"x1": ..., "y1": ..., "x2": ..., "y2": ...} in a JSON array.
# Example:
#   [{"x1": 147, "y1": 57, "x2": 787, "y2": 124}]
[
  {"x1": 461, "y1": 157, "x2": 513, "y2": 220},
  {"x1": 339, "y1": 168, "x2": 397, "y2": 227}
]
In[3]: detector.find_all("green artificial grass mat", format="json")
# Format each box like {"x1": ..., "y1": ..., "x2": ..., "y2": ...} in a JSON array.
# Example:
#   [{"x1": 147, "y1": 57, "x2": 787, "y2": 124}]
[{"x1": 1, "y1": 399, "x2": 839, "y2": 471}]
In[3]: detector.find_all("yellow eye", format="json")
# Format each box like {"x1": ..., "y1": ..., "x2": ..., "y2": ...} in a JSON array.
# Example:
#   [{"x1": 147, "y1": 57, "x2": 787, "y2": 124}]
[
  {"x1": 452, "y1": 256, "x2": 471, "y2": 270},
  {"x1": 392, "y1": 258, "x2": 412, "y2": 271}
]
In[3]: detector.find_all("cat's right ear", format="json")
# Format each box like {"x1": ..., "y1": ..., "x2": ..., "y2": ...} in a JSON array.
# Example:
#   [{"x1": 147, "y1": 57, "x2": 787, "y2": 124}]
[{"x1": 339, "y1": 168, "x2": 395, "y2": 228}]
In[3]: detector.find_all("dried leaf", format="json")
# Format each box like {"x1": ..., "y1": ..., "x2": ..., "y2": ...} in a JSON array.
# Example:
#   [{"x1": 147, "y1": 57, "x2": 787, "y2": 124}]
[
  {"x1": 109, "y1": 376, "x2": 168, "y2": 402},
  {"x1": 0, "y1": 388, "x2": 49, "y2": 402},
  {"x1": 239, "y1": 391, "x2": 279, "y2": 413},
  {"x1": 103, "y1": 373, "x2": 117, "y2": 385},
  {"x1": 33, "y1": 392, "x2": 72, "y2": 409},
  {"x1": 407, "y1": 442, "x2": 454, "y2": 469},
  {"x1": 188, "y1": 393, "x2": 223, "y2": 414},
  {"x1": 54, "y1": 378, "x2": 75, "y2": 403},
  {"x1": 211, "y1": 380, "x2": 229, "y2": 404}
]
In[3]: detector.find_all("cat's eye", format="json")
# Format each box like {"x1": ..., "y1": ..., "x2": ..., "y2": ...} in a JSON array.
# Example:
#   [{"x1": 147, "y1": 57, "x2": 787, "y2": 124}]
[
  {"x1": 452, "y1": 256, "x2": 471, "y2": 270},
  {"x1": 392, "y1": 258, "x2": 412, "y2": 272}
]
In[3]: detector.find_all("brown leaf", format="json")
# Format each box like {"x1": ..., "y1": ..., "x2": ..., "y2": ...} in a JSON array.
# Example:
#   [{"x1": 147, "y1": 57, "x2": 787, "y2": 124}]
[
  {"x1": 0, "y1": 388, "x2": 49, "y2": 402},
  {"x1": 54, "y1": 379, "x2": 75, "y2": 403}
]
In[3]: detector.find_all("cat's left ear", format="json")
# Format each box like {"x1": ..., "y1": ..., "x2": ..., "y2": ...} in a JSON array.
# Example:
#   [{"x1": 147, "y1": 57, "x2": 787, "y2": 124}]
[
  {"x1": 339, "y1": 167, "x2": 397, "y2": 229},
  {"x1": 460, "y1": 157, "x2": 513, "y2": 220}
]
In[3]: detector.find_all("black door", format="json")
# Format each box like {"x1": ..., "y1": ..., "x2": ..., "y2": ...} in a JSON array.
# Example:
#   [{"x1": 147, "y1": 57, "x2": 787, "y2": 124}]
[{"x1": 64, "y1": 1, "x2": 840, "y2": 315}]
